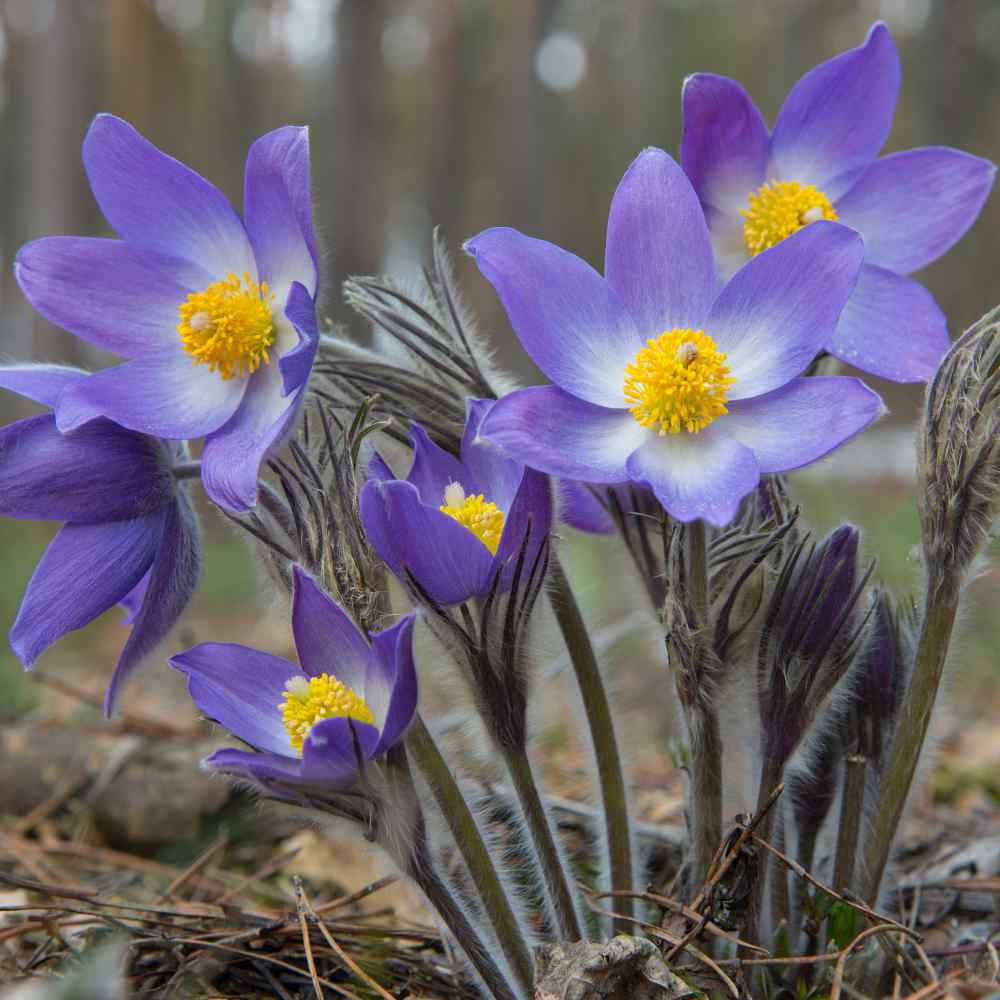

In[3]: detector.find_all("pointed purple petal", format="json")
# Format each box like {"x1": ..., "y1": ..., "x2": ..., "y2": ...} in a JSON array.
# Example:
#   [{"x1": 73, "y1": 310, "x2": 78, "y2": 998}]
[
  {"x1": 10, "y1": 514, "x2": 162, "y2": 667},
  {"x1": 407, "y1": 421, "x2": 474, "y2": 504},
  {"x1": 170, "y1": 642, "x2": 298, "y2": 754},
  {"x1": 605, "y1": 148, "x2": 717, "y2": 335},
  {"x1": 771, "y1": 23, "x2": 900, "y2": 190},
  {"x1": 104, "y1": 494, "x2": 201, "y2": 715},
  {"x1": 359, "y1": 479, "x2": 496, "y2": 605},
  {"x1": 83, "y1": 114, "x2": 255, "y2": 278},
  {"x1": 479, "y1": 386, "x2": 648, "y2": 484},
  {"x1": 301, "y1": 716, "x2": 380, "y2": 784},
  {"x1": 835, "y1": 147, "x2": 996, "y2": 274},
  {"x1": 0, "y1": 365, "x2": 87, "y2": 407},
  {"x1": 625, "y1": 428, "x2": 759, "y2": 526},
  {"x1": 557, "y1": 480, "x2": 616, "y2": 535},
  {"x1": 367, "y1": 451, "x2": 396, "y2": 483},
  {"x1": 465, "y1": 227, "x2": 642, "y2": 407},
  {"x1": 367, "y1": 613, "x2": 418, "y2": 754},
  {"x1": 494, "y1": 466, "x2": 552, "y2": 596},
  {"x1": 202, "y1": 748, "x2": 303, "y2": 784},
  {"x1": 829, "y1": 264, "x2": 949, "y2": 382},
  {"x1": 119, "y1": 570, "x2": 151, "y2": 626},
  {"x1": 708, "y1": 221, "x2": 864, "y2": 399},
  {"x1": 681, "y1": 73, "x2": 770, "y2": 215},
  {"x1": 461, "y1": 398, "x2": 522, "y2": 511},
  {"x1": 277, "y1": 281, "x2": 319, "y2": 396},
  {"x1": 719, "y1": 376, "x2": 884, "y2": 474}
]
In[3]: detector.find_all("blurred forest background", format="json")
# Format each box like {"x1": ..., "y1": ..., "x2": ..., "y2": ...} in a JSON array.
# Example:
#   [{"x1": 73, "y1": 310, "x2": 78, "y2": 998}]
[{"x1": 0, "y1": 0, "x2": 998, "y2": 759}]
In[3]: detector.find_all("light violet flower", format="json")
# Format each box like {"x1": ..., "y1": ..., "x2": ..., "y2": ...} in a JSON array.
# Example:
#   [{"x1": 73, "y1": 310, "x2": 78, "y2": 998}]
[
  {"x1": 14, "y1": 114, "x2": 319, "y2": 512},
  {"x1": 172, "y1": 566, "x2": 418, "y2": 790},
  {"x1": 681, "y1": 22, "x2": 995, "y2": 382},
  {"x1": 0, "y1": 364, "x2": 200, "y2": 714},
  {"x1": 466, "y1": 148, "x2": 884, "y2": 526}
]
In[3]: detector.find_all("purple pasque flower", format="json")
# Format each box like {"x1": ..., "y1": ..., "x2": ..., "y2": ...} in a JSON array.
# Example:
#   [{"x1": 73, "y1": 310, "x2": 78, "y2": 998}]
[
  {"x1": 466, "y1": 148, "x2": 884, "y2": 527},
  {"x1": 359, "y1": 398, "x2": 552, "y2": 607},
  {"x1": 14, "y1": 114, "x2": 320, "y2": 512},
  {"x1": 681, "y1": 22, "x2": 996, "y2": 382},
  {"x1": 0, "y1": 364, "x2": 201, "y2": 715},
  {"x1": 171, "y1": 565, "x2": 417, "y2": 791}
]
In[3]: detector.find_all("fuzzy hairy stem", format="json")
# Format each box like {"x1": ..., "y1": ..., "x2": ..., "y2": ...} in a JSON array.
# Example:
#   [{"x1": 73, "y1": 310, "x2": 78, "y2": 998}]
[
  {"x1": 833, "y1": 752, "x2": 867, "y2": 894},
  {"x1": 861, "y1": 575, "x2": 960, "y2": 904},
  {"x1": 547, "y1": 556, "x2": 634, "y2": 934},
  {"x1": 501, "y1": 742, "x2": 585, "y2": 941},
  {"x1": 746, "y1": 769, "x2": 782, "y2": 946},
  {"x1": 405, "y1": 715, "x2": 535, "y2": 995}
]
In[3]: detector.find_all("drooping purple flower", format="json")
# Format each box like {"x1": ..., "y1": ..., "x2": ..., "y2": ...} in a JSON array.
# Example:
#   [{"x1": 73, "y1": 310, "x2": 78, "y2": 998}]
[
  {"x1": 0, "y1": 364, "x2": 201, "y2": 714},
  {"x1": 171, "y1": 565, "x2": 417, "y2": 791},
  {"x1": 359, "y1": 398, "x2": 552, "y2": 606},
  {"x1": 681, "y1": 22, "x2": 996, "y2": 382},
  {"x1": 466, "y1": 149, "x2": 883, "y2": 527},
  {"x1": 14, "y1": 114, "x2": 319, "y2": 512}
]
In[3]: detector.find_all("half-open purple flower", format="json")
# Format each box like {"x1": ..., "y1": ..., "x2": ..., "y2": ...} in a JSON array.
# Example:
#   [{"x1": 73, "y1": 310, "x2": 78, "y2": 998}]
[
  {"x1": 359, "y1": 398, "x2": 552, "y2": 606},
  {"x1": 0, "y1": 364, "x2": 201, "y2": 714},
  {"x1": 467, "y1": 149, "x2": 883, "y2": 527},
  {"x1": 171, "y1": 566, "x2": 417, "y2": 791},
  {"x1": 14, "y1": 114, "x2": 319, "y2": 512},
  {"x1": 681, "y1": 22, "x2": 995, "y2": 382}
]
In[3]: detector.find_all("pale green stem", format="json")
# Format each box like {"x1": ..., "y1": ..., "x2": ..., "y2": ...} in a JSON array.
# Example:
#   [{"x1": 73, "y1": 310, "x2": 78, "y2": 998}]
[{"x1": 833, "y1": 752, "x2": 867, "y2": 895}]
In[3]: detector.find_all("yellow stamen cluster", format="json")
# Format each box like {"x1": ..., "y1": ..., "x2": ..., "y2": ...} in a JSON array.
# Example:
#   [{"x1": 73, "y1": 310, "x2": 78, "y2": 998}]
[
  {"x1": 177, "y1": 272, "x2": 275, "y2": 380},
  {"x1": 279, "y1": 674, "x2": 374, "y2": 753},
  {"x1": 439, "y1": 482, "x2": 505, "y2": 555},
  {"x1": 624, "y1": 328, "x2": 735, "y2": 435},
  {"x1": 741, "y1": 180, "x2": 838, "y2": 256}
]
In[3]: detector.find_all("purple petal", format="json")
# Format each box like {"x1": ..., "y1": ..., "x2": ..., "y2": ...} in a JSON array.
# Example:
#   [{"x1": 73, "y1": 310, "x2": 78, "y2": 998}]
[
  {"x1": 202, "y1": 747, "x2": 303, "y2": 784},
  {"x1": 465, "y1": 227, "x2": 641, "y2": 407},
  {"x1": 835, "y1": 147, "x2": 996, "y2": 274},
  {"x1": 771, "y1": 23, "x2": 900, "y2": 190},
  {"x1": 55, "y1": 354, "x2": 246, "y2": 438},
  {"x1": 719, "y1": 376, "x2": 884, "y2": 474},
  {"x1": 119, "y1": 570, "x2": 151, "y2": 626},
  {"x1": 557, "y1": 479, "x2": 616, "y2": 535},
  {"x1": 290, "y1": 565, "x2": 371, "y2": 690},
  {"x1": 681, "y1": 73, "x2": 770, "y2": 214},
  {"x1": 104, "y1": 494, "x2": 201, "y2": 715},
  {"x1": 170, "y1": 642, "x2": 298, "y2": 754},
  {"x1": 10, "y1": 514, "x2": 162, "y2": 667},
  {"x1": 829, "y1": 264, "x2": 949, "y2": 382},
  {"x1": 244, "y1": 126, "x2": 318, "y2": 302},
  {"x1": 407, "y1": 421, "x2": 474, "y2": 505},
  {"x1": 461, "y1": 398, "x2": 523, "y2": 511},
  {"x1": 301, "y1": 716, "x2": 380, "y2": 784},
  {"x1": 278, "y1": 281, "x2": 319, "y2": 396},
  {"x1": 708, "y1": 221, "x2": 863, "y2": 399},
  {"x1": 0, "y1": 365, "x2": 87, "y2": 407},
  {"x1": 367, "y1": 613, "x2": 418, "y2": 754},
  {"x1": 605, "y1": 147, "x2": 717, "y2": 335},
  {"x1": 359, "y1": 479, "x2": 496, "y2": 606},
  {"x1": 83, "y1": 114, "x2": 255, "y2": 278},
  {"x1": 625, "y1": 427, "x2": 759, "y2": 526},
  {"x1": 15, "y1": 237, "x2": 208, "y2": 359},
  {"x1": 367, "y1": 450, "x2": 396, "y2": 483},
  {"x1": 0, "y1": 415, "x2": 175, "y2": 523},
  {"x1": 200, "y1": 362, "x2": 303, "y2": 512},
  {"x1": 494, "y1": 467, "x2": 552, "y2": 595},
  {"x1": 479, "y1": 387, "x2": 648, "y2": 484}
]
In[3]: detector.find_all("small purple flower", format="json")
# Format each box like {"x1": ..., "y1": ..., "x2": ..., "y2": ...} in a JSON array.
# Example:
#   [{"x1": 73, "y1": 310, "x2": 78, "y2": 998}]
[
  {"x1": 0, "y1": 364, "x2": 201, "y2": 715},
  {"x1": 466, "y1": 149, "x2": 884, "y2": 527},
  {"x1": 681, "y1": 22, "x2": 996, "y2": 382},
  {"x1": 171, "y1": 566, "x2": 417, "y2": 790},
  {"x1": 359, "y1": 398, "x2": 552, "y2": 606},
  {"x1": 14, "y1": 114, "x2": 320, "y2": 512}
]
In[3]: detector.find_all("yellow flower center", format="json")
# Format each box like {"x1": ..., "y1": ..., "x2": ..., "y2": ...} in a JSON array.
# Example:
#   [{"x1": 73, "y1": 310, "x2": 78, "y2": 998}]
[
  {"x1": 439, "y1": 482, "x2": 505, "y2": 555},
  {"x1": 279, "y1": 674, "x2": 374, "y2": 754},
  {"x1": 177, "y1": 272, "x2": 276, "y2": 380},
  {"x1": 741, "y1": 180, "x2": 838, "y2": 256},
  {"x1": 624, "y1": 328, "x2": 736, "y2": 435}
]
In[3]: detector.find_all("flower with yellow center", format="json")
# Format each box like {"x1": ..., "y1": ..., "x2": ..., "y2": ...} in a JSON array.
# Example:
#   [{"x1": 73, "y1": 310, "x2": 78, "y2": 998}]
[
  {"x1": 279, "y1": 673, "x2": 374, "y2": 754},
  {"x1": 623, "y1": 328, "x2": 736, "y2": 435},
  {"x1": 741, "y1": 180, "x2": 838, "y2": 257},
  {"x1": 439, "y1": 481, "x2": 505, "y2": 554},
  {"x1": 177, "y1": 272, "x2": 276, "y2": 380}
]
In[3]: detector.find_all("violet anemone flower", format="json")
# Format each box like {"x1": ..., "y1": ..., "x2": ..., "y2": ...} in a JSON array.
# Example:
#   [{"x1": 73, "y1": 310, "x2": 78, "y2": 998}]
[
  {"x1": 0, "y1": 364, "x2": 201, "y2": 714},
  {"x1": 467, "y1": 148, "x2": 884, "y2": 527},
  {"x1": 171, "y1": 565, "x2": 417, "y2": 790},
  {"x1": 681, "y1": 22, "x2": 995, "y2": 382},
  {"x1": 14, "y1": 114, "x2": 319, "y2": 512},
  {"x1": 359, "y1": 398, "x2": 552, "y2": 607}
]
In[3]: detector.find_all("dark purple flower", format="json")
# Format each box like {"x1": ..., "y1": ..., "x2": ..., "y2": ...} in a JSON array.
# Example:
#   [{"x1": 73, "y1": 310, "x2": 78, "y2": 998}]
[
  {"x1": 14, "y1": 115, "x2": 319, "y2": 512},
  {"x1": 558, "y1": 479, "x2": 661, "y2": 536},
  {"x1": 172, "y1": 566, "x2": 418, "y2": 789},
  {"x1": 466, "y1": 149, "x2": 883, "y2": 526},
  {"x1": 359, "y1": 398, "x2": 552, "y2": 606},
  {"x1": 0, "y1": 364, "x2": 201, "y2": 714},
  {"x1": 681, "y1": 22, "x2": 996, "y2": 382}
]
